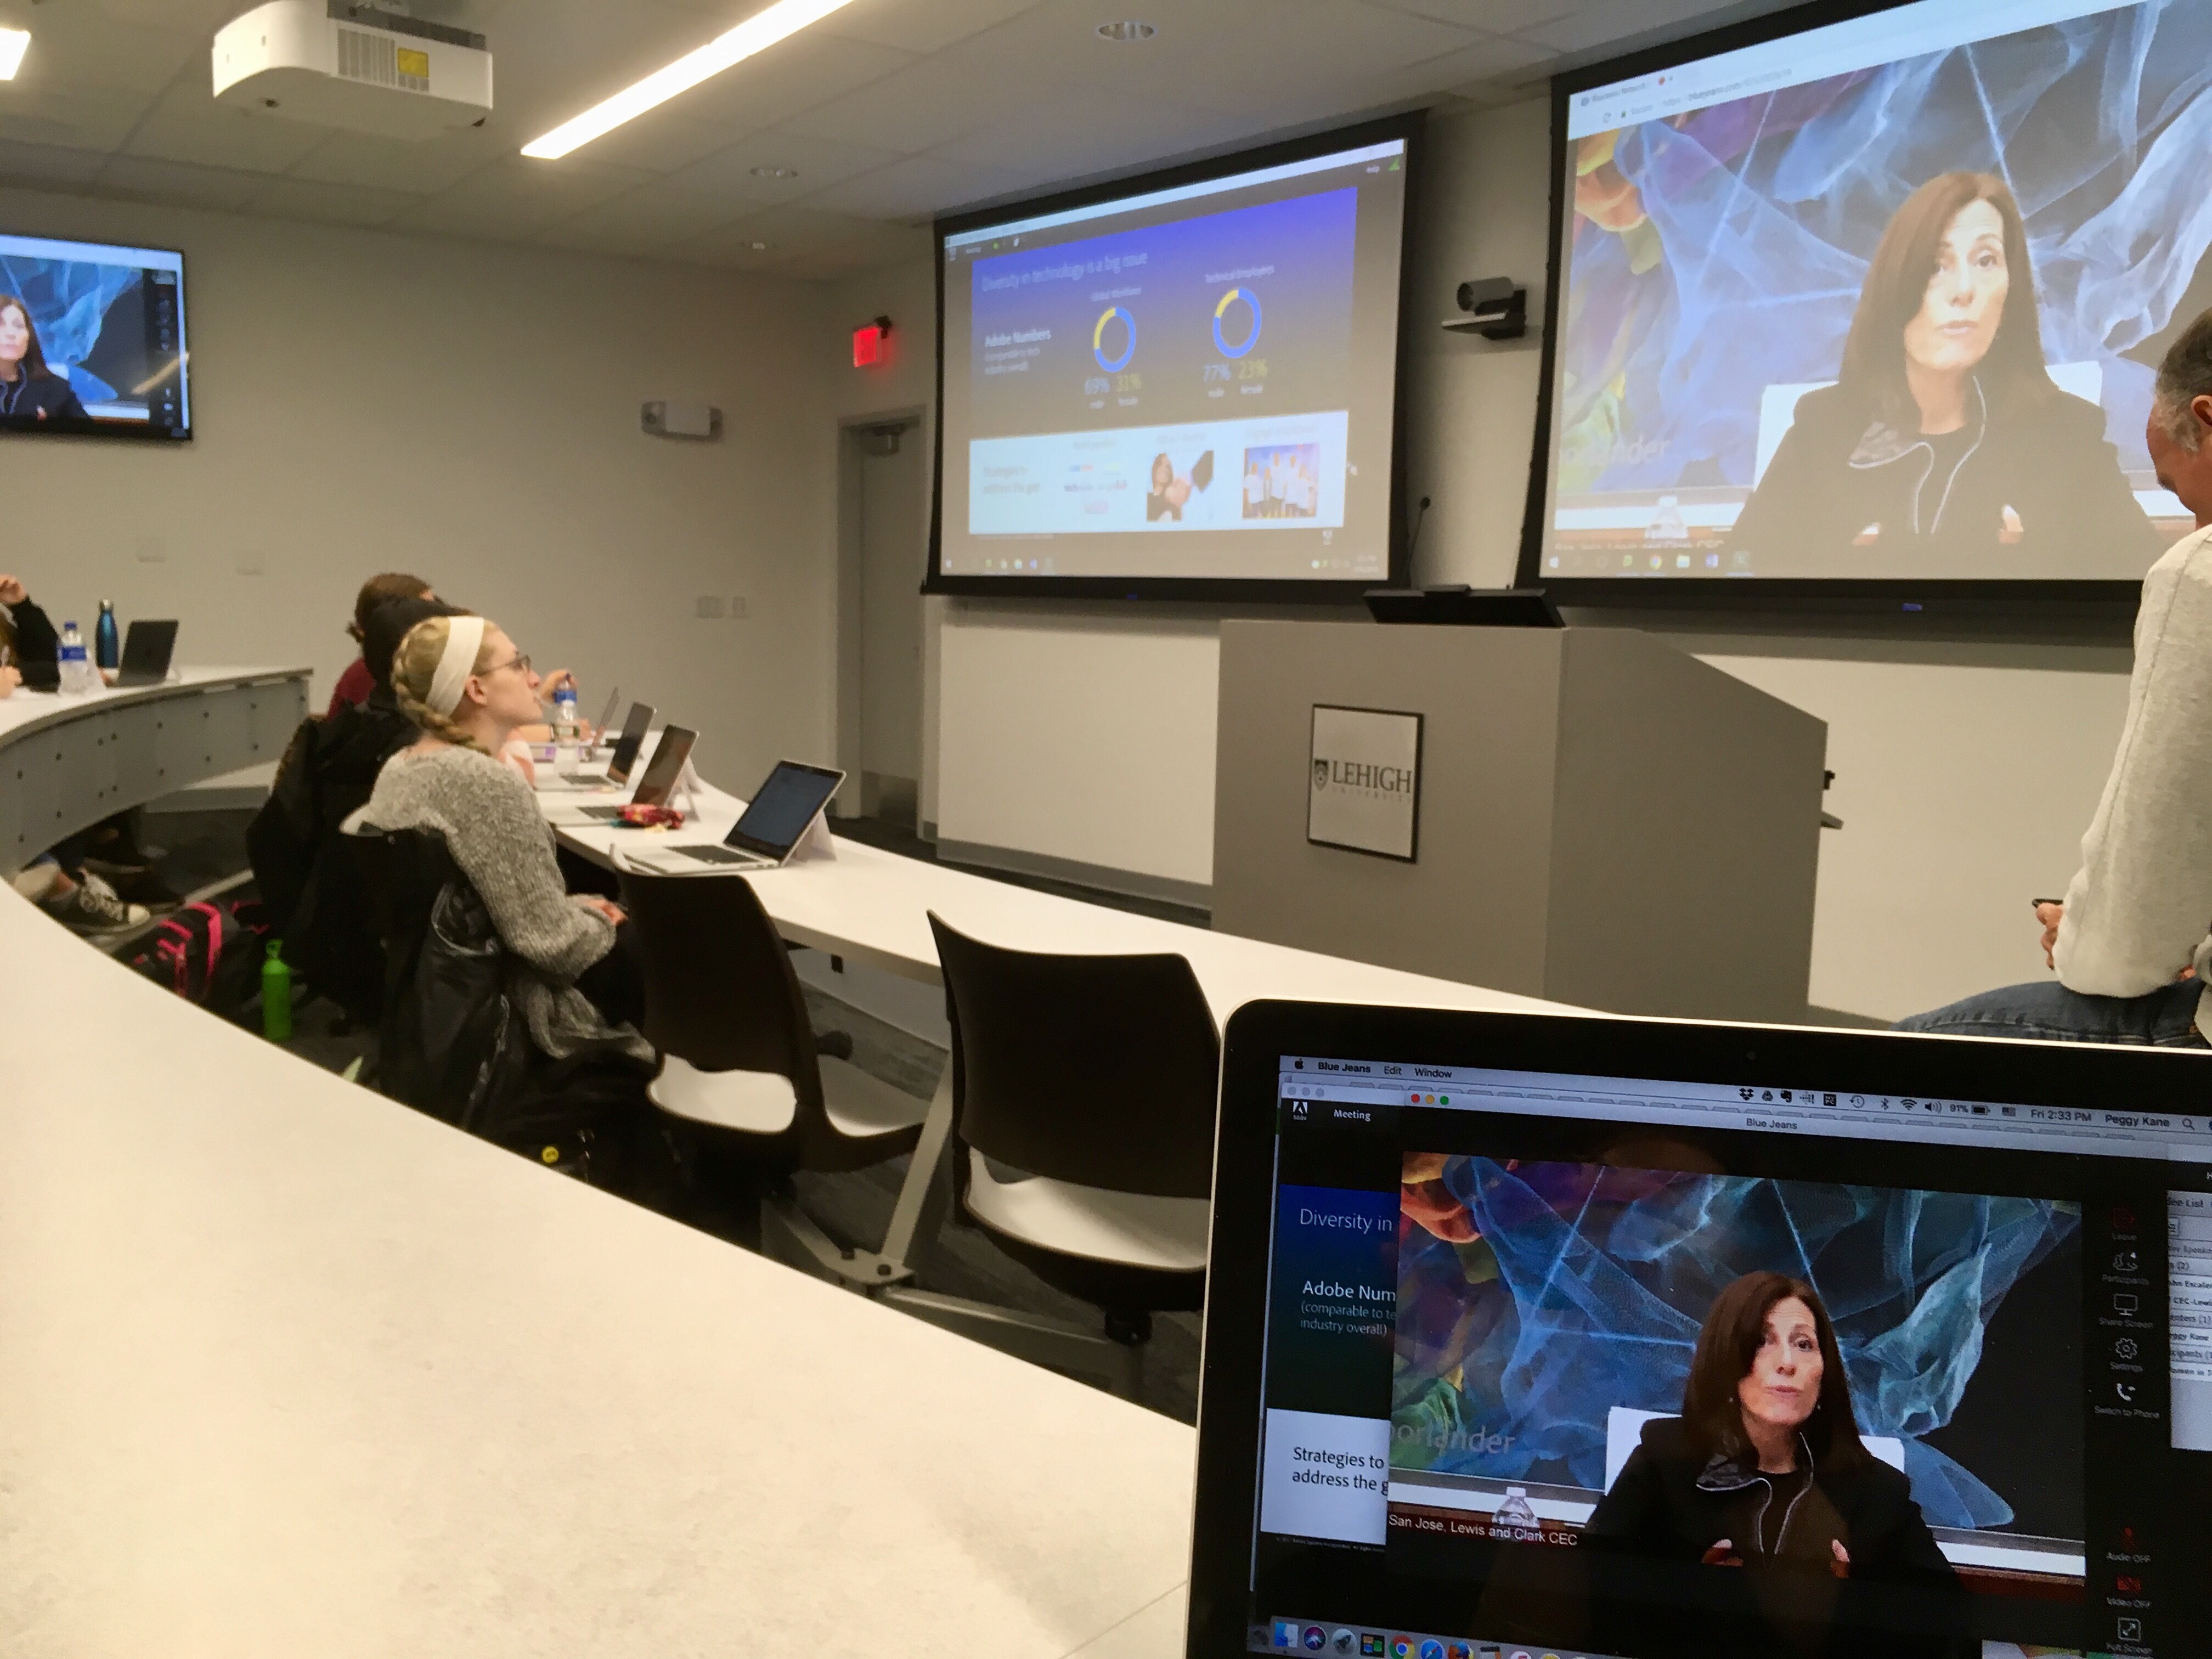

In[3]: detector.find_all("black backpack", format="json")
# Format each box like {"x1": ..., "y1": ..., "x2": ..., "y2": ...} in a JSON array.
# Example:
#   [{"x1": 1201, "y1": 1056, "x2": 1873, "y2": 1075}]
[{"x1": 129, "y1": 900, "x2": 270, "y2": 1022}]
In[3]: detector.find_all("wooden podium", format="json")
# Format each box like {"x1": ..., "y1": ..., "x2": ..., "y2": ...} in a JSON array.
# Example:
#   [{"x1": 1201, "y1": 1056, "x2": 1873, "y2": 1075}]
[{"x1": 1211, "y1": 622, "x2": 1827, "y2": 1023}]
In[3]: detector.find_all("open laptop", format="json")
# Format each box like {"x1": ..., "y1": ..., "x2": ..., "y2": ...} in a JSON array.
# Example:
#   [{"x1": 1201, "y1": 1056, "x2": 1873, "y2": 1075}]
[
  {"x1": 563, "y1": 724, "x2": 694, "y2": 821},
  {"x1": 114, "y1": 619, "x2": 178, "y2": 687},
  {"x1": 626, "y1": 760, "x2": 843, "y2": 873},
  {"x1": 561, "y1": 697, "x2": 649, "y2": 787},
  {"x1": 1192, "y1": 1003, "x2": 2212, "y2": 1658}
]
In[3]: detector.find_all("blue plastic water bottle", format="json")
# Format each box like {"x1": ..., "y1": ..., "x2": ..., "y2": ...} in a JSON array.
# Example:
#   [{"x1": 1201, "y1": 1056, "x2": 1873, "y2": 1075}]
[{"x1": 94, "y1": 600, "x2": 119, "y2": 673}]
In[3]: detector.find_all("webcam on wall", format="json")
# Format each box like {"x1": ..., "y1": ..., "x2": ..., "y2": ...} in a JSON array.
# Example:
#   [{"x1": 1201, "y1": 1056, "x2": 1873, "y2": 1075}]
[{"x1": 1443, "y1": 277, "x2": 1527, "y2": 341}]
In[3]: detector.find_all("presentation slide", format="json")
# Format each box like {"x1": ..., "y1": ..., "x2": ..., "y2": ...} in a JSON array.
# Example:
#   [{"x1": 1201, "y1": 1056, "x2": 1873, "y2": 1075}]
[
  {"x1": 1536, "y1": 0, "x2": 2212, "y2": 585},
  {"x1": 0, "y1": 230, "x2": 188, "y2": 438},
  {"x1": 938, "y1": 132, "x2": 1409, "y2": 586}
]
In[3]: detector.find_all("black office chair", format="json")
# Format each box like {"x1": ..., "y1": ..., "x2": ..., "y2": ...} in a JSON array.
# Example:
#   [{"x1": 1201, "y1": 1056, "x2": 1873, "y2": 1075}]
[
  {"x1": 354, "y1": 825, "x2": 674, "y2": 1203},
  {"x1": 616, "y1": 864, "x2": 930, "y2": 1271},
  {"x1": 916, "y1": 912, "x2": 1217, "y2": 1394}
]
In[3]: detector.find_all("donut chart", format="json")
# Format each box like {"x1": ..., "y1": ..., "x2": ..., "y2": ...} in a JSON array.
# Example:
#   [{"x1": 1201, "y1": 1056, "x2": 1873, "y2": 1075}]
[
  {"x1": 1212, "y1": 286, "x2": 1262, "y2": 358},
  {"x1": 1092, "y1": 306, "x2": 1136, "y2": 373}
]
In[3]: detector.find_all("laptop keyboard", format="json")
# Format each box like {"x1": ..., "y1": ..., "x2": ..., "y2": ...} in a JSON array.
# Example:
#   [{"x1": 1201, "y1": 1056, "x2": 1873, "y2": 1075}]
[{"x1": 677, "y1": 845, "x2": 769, "y2": 866}]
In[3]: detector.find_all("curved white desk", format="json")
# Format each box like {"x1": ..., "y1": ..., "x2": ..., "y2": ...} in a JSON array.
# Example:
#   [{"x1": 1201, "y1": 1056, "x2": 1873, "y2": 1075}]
[
  {"x1": 0, "y1": 667, "x2": 311, "y2": 872},
  {"x1": 0, "y1": 885, "x2": 1198, "y2": 1657}
]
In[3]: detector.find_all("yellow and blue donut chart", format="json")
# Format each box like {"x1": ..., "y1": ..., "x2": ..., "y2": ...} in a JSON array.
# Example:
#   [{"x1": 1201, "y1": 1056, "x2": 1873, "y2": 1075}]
[
  {"x1": 1092, "y1": 305, "x2": 1136, "y2": 373},
  {"x1": 1212, "y1": 286, "x2": 1262, "y2": 358}
]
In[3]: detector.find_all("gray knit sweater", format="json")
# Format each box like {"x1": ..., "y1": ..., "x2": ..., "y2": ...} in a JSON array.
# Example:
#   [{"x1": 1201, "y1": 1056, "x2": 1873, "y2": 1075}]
[{"x1": 364, "y1": 744, "x2": 651, "y2": 1063}]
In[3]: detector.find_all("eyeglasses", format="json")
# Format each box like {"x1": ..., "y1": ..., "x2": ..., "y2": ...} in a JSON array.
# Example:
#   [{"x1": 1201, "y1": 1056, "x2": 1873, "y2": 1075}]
[{"x1": 481, "y1": 652, "x2": 532, "y2": 678}]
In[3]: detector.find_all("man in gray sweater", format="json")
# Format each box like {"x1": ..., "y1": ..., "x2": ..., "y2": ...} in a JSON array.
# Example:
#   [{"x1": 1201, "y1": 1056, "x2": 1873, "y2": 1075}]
[{"x1": 1898, "y1": 309, "x2": 2212, "y2": 1045}]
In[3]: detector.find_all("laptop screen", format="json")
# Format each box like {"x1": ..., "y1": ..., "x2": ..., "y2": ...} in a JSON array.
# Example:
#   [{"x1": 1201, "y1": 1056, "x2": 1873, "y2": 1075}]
[
  {"x1": 606, "y1": 702, "x2": 654, "y2": 783},
  {"x1": 629, "y1": 725, "x2": 694, "y2": 806},
  {"x1": 1234, "y1": 1052, "x2": 2212, "y2": 1659},
  {"x1": 727, "y1": 761, "x2": 843, "y2": 858}
]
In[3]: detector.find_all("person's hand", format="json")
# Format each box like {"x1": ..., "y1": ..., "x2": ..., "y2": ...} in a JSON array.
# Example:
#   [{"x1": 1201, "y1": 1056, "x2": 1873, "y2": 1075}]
[
  {"x1": 1166, "y1": 476, "x2": 1192, "y2": 508},
  {"x1": 2035, "y1": 900, "x2": 2063, "y2": 968},
  {"x1": 540, "y1": 668, "x2": 577, "y2": 698},
  {"x1": 1700, "y1": 1538, "x2": 1742, "y2": 1568},
  {"x1": 1829, "y1": 1539, "x2": 1851, "y2": 1580},
  {"x1": 0, "y1": 664, "x2": 19, "y2": 698},
  {"x1": 0, "y1": 574, "x2": 26, "y2": 605},
  {"x1": 575, "y1": 895, "x2": 625, "y2": 927}
]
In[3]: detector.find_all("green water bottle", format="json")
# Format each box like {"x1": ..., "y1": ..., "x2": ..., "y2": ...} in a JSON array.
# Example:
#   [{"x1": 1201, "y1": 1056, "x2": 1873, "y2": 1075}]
[{"x1": 261, "y1": 940, "x2": 293, "y2": 1042}]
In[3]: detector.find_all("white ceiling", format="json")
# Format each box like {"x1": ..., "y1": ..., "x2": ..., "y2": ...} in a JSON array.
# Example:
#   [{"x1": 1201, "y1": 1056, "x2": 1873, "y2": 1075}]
[{"x1": 0, "y1": 0, "x2": 1759, "y2": 280}]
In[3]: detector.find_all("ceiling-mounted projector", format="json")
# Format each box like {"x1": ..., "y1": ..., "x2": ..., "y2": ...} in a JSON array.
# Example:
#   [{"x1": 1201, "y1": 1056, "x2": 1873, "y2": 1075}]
[{"x1": 213, "y1": 2, "x2": 493, "y2": 141}]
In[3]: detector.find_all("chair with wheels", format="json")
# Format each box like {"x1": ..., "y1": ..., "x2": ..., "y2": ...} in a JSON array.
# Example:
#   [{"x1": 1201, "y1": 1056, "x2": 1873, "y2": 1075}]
[
  {"x1": 900, "y1": 912, "x2": 1217, "y2": 1398},
  {"x1": 614, "y1": 864, "x2": 930, "y2": 1277}
]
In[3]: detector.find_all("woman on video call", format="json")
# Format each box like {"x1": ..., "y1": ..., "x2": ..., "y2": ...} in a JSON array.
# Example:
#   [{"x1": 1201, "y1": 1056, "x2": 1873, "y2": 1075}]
[
  {"x1": 1584, "y1": 1272, "x2": 1968, "y2": 1655},
  {"x1": 0, "y1": 294, "x2": 90, "y2": 425},
  {"x1": 1729, "y1": 172, "x2": 2160, "y2": 570}
]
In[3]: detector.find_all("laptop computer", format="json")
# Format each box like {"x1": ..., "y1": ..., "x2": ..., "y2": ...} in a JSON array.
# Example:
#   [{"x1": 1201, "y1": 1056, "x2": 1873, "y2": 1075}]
[
  {"x1": 627, "y1": 760, "x2": 844, "y2": 872},
  {"x1": 1192, "y1": 1002, "x2": 2212, "y2": 1658},
  {"x1": 114, "y1": 619, "x2": 178, "y2": 687},
  {"x1": 561, "y1": 697, "x2": 649, "y2": 787},
  {"x1": 566, "y1": 724, "x2": 694, "y2": 821}
]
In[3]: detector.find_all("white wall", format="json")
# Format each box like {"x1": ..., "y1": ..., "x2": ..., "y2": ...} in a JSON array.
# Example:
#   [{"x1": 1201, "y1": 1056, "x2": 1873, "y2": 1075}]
[
  {"x1": 3, "y1": 185, "x2": 840, "y2": 792},
  {"x1": 823, "y1": 98, "x2": 2149, "y2": 1020}
]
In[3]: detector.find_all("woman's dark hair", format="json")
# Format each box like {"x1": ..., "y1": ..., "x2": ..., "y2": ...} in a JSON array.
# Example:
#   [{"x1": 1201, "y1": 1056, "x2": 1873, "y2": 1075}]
[
  {"x1": 0, "y1": 295, "x2": 54, "y2": 380},
  {"x1": 1837, "y1": 171, "x2": 2053, "y2": 427},
  {"x1": 348, "y1": 571, "x2": 433, "y2": 642},
  {"x1": 1681, "y1": 1271, "x2": 1864, "y2": 1469},
  {"x1": 363, "y1": 596, "x2": 461, "y2": 692}
]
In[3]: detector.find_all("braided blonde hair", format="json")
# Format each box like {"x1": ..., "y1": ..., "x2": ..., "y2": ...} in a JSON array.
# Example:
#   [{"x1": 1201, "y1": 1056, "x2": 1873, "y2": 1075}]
[{"x1": 390, "y1": 613, "x2": 495, "y2": 752}]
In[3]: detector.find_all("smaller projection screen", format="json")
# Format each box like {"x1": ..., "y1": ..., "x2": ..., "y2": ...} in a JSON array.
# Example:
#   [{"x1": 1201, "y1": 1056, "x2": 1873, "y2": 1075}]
[
  {"x1": 1522, "y1": 0, "x2": 2212, "y2": 608},
  {"x1": 930, "y1": 115, "x2": 1419, "y2": 601},
  {"x1": 1, "y1": 230, "x2": 189, "y2": 440}
]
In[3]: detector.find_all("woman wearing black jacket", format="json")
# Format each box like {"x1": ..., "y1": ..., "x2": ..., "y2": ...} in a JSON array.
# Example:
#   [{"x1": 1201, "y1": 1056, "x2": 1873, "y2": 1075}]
[
  {"x1": 0, "y1": 572, "x2": 61, "y2": 692},
  {"x1": 1583, "y1": 1271, "x2": 1971, "y2": 1657},
  {"x1": 0, "y1": 295, "x2": 91, "y2": 426},
  {"x1": 1730, "y1": 173, "x2": 2161, "y2": 575}
]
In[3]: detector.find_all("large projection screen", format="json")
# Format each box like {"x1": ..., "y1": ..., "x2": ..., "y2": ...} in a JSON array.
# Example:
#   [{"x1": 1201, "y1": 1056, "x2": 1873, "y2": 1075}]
[
  {"x1": 929, "y1": 115, "x2": 1418, "y2": 601},
  {"x1": 1523, "y1": 0, "x2": 2212, "y2": 610}
]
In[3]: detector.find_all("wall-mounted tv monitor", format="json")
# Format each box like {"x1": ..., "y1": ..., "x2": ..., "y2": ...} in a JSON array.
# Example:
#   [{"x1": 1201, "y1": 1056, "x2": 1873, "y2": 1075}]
[
  {"x1": 929, "y1": 114, "x2": 1419, "y2": 602},
  {"x1": 1, "y1": 231, "x2": 190, "y2": 441},
  {"x1": 1522, "y1": 0, "x2": 2212, "y2": 612}
]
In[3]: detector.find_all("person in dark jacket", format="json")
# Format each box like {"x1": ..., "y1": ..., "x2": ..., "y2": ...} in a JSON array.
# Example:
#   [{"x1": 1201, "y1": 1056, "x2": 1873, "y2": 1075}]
[
  {"x1": 1730, "y1": 173, "x2": 2161, "y2": 575},
  {"x1": 0, "y1": 295, "x2": 92, "y2": 426},
  {"x1": 249, "y1": 595, "x2": 459, "y2": 1019},
  {"x1": 0, "y1": 571, "x2": 61, "y2": 692},
  {"x1": 1583, "y1": 1271, "x2": 1970, "y2": 1657}
]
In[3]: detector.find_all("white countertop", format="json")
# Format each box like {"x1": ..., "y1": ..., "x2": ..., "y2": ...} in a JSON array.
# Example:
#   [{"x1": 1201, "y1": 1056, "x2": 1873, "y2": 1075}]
[
  {"x1": 0, "y1": 887, "x2": 1198, "y2": 1657},
  {"x1": 0, "y1": 665, "x2": 312, "y2": 744}
]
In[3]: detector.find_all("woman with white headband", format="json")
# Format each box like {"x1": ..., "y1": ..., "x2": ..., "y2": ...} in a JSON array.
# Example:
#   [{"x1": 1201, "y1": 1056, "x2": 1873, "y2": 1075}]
[{"x1": 363, "y1": 613, "x2": 648, "y2": 1062}]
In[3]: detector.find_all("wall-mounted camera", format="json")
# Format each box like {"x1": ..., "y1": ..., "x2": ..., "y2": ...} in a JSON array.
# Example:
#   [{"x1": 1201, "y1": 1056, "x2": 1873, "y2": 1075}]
[{"x1": 1443, "y1": 277, "x2": 1527, "y2": 341}]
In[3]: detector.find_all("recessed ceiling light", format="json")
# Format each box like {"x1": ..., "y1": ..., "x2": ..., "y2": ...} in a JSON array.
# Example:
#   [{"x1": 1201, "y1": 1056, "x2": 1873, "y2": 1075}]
[
  {"x1": 0, "y1": 27, "x2": 30, "y2": 81},
  {"x1": 521, "y1": 0, "x2": 857, "y2": 160},
  {"x1": 751, "y1": 166, "x2": 798, "y2": 179},
  {"x1": 746, "y1": 240, "x2": 771, "y2": 251},
  {"x1": 1096, "y1": 20, "x2": 1156, "y2": 42}
]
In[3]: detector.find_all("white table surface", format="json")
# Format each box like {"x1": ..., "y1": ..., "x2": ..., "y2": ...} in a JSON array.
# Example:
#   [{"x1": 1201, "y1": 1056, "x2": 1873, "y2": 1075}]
[
  {"x1": 0, "y1": 885, "x2": 1201, "y2": 1657},
  {"x1": 0, "y1": 664, "x2": 312, "y2": 745},
  {"x1": 541, "y1": 763, "x2": 1565, "y2": 1023}
]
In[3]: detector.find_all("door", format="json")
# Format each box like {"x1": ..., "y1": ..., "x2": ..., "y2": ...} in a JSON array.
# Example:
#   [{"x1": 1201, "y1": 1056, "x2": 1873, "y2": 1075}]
[{"x1": 855, "y1": 419, "x2": 924, "y2": 826}]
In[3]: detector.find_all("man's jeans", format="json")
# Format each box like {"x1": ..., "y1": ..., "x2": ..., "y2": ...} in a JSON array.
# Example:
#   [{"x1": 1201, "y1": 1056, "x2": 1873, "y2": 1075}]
[{"x1": 1894, "y1": 978, "x2": 2209, "y2": 1047}]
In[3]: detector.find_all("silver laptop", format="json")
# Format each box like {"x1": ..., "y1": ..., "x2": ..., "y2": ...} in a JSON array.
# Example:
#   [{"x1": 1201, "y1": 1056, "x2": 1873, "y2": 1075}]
[
  {"x1": 560, "y1": 692, "x2": 638, "y2": 786},
  {"x1": 568, "y1": 724, "x2": 695, "y2": 821},
  {"x1": 633, "y1": 760, "x2": 844, "y2": 871}
]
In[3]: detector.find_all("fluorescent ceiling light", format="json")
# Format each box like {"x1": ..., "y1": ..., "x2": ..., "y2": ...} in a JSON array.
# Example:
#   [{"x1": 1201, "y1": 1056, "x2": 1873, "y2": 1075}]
[
  {"x1": 0, "y1": 28, "x2": 30, "y2": 81},
  {"x1": 521, "y1": 0, "x2": 856, "y2": 160}
]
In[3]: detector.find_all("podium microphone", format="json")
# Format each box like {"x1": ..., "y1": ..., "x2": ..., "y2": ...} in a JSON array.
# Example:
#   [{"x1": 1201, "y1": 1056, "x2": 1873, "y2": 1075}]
[{"x1": 1406, "y1": 495, "x2": 1432, "y2": 566}]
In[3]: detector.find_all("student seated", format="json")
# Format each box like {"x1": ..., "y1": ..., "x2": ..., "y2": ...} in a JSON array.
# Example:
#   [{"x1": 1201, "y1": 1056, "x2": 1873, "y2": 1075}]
[
  {"x1": 328, "y1": 571, "x2": 435, "y2": 718},
  {"x1": 363, "y1": 613, "x2": 647, "y2": 1057},
  {"x1": 0, "y1": 571, "x2": 60, "y2": 693},
  {"x1": 10, "y1": 857, "x2": 150, "y2": 933},
  {"x1": 1898, "y1": 309, "x2": 2212, "y2": 1045},
  {"x1": 250, "y1": 595, "x2": 458, "y2": 1014}
]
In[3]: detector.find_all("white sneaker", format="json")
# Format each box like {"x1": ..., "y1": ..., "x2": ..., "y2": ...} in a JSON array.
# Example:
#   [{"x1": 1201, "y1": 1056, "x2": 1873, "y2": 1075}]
[{"x1": 44, "y1": 872, "x2": 151, "y2": 933}]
